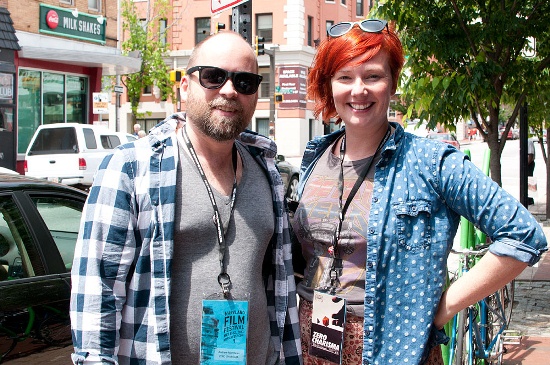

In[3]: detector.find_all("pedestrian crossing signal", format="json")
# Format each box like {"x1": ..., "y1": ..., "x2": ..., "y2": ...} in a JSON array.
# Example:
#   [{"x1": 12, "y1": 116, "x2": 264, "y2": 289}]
[{"x1": 275, "y1": 93, "x2": 283, "y2": 103}]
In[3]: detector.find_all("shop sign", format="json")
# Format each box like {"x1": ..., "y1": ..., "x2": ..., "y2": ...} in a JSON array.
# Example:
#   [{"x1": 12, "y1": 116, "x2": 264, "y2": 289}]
[
  {"x1": 277, "y1": 65, "x2": 307, "y2": 110},
  {"x1": 92, "y1": 92, "x2": 110, "y2": 114},
  {"x1": 0, "y1": 73, "x2": 13, "y2": 101},
  {"x1": 39, "y1": 4, "x2": 106, "y2": 44}
]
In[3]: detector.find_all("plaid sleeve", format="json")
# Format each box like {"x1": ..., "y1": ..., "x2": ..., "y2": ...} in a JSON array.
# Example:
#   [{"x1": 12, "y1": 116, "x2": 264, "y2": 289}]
[{"x1": 70, "y1": 146, "x2": 139, "y2": 362}]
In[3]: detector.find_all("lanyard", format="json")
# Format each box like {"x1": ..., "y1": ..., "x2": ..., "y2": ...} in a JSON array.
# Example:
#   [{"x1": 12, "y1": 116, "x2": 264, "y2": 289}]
[
  {"x1": 182, "y1": 125, "x2": 238, "y2": 297},
  {"x1": 328, "y1": 126, "x2": 391, "y2": 293}
]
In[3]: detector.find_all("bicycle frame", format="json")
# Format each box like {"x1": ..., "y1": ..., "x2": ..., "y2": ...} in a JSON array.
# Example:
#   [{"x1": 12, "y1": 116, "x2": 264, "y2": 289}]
[{"x1": 447, "y1": 247, "x2": 510, "y2": 365}]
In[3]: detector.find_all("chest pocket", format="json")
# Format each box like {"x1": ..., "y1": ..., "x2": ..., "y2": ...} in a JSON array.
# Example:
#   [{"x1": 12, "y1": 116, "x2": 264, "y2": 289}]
[{"x1": 393, "y1": 200, "x2": 432, "y2": 251}]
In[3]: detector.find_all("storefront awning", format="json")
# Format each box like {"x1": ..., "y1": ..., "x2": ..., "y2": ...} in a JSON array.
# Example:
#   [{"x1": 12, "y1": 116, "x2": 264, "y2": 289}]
[{"x1": 15, "y1": 31, "x2": 141, "y2": 75}]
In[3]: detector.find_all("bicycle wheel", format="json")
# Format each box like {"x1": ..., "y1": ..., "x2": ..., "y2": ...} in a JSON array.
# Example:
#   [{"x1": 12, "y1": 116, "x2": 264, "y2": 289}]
[
  {"x1": 486, "y1": 282, "x2": 514, "y2": 365},
  {"x1": 502, "y1": 280, "x2": 515, "y2": 326},
  {"x1": 38, "y1": 313, "x2": 71, "y2": 346},
  {"x1": 0, "y1": 335, "x2": 18, "y2": 364},
  {"x1": 453, "y1": 308, "x2": 469, "y2": 365}
]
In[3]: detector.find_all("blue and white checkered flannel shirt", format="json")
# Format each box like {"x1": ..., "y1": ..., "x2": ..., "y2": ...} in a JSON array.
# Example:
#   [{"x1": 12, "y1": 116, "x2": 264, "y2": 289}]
[{"x1": 70, "y1": 113, "x2": 302, "y2": 365}]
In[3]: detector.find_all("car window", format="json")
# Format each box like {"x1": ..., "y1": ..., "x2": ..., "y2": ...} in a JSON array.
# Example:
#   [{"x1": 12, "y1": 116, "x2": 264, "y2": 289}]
[
  {"x1": 31, "y1": 197, "x2": 84, "y2": 272},
  {"x1": 83, "y1": 128, "x2": 98, "y2": 149},
  {"x1": 100, "y1": 135, "x2": 121, "y2": 149},
  {"x1": 28, "y1": 127, "x2": 78, "y2": 155},
  {"x1": 0, "y1": 196, "x2": 37, "y2": 280}
]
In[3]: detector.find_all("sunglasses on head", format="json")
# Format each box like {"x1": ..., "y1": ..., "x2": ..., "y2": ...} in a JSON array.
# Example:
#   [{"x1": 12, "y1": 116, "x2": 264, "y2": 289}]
[
  {"x1": 327, "y1": 19, "x2": 388, "y2": 38},
  {"x1": 186, "y1": 66, "x2": 263, "y2": 95}
]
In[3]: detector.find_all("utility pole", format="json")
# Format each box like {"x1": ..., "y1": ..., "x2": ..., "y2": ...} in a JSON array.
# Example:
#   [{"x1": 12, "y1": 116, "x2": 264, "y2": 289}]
[
  {"x1": 264, "y1": 47, "x2": 278, "y2": 131},
  {"x1": 232, "y1": 1, "x2": 252, "y2": 44},
  {"x1": 519, "y1": 102, "x2": 528, "y2": 207}
]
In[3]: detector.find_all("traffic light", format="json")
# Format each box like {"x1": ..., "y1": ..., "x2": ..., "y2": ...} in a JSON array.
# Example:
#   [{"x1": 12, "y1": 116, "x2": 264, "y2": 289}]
[
  {"x1": 255, "y1": 36, "x2": 265, "y2": 56},
  {"x1": 169, "y1": 70, "x2": 183, "y2": 84},
  {"x1": 274, "y1": 93, "x2": 283, "y2": 103},
  {"x1": 215, "y1": 22, "x2": 225, "y2": 33}
]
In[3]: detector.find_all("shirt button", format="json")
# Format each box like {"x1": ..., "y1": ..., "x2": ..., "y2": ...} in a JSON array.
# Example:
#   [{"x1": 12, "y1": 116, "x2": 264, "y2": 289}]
[
  {"x1": 365, "y1": 330, "x2": 370, "y2": 336},
  {"x1": 369, "y1": 228, "x2": 375, "y2": 234},
  {"x1": 367, "y1": 262, "x2": 373, "y2": 268},
  {"x1": 363, "y1": 360, "x2": 369, "y2": 365},
  {"x1": 373, "y1": 197, "x2": 378, "y2": 203}
]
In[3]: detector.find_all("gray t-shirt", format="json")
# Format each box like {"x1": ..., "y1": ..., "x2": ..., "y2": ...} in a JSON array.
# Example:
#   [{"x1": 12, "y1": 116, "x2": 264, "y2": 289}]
[
  {"x1": 169, "y1": 134, "x2": 276, "y2": 364},
  {"x1": 293, "y1": 139, "x2": 379, "y2": 317}
]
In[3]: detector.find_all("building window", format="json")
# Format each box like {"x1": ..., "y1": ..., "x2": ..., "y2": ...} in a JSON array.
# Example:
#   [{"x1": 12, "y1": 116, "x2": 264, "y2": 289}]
[
  {"x1": 139, "y1": 18, "x2": 147, "y2": 32},
  {"x1": 357, "y1": 0, "x2": 364, "y2": 16},
  {"x1": 324, "y1": 118, "x2": 339, "y2": 134},
  {"x1": 196, "y1": 17, "x2": 210, "y2": 44},
  {"x1": 326, "y1": 21, "x2": 334, "y2": 35},
  {"x1": 60, "y1": 0, "x2": 74, "y2": 5},
  {"x1": 256, "y1": 14, "x2": 273, "y2": 42},
  {"x1": 143, "y1": 85, "x2": 152, "y2": 95},
  {"x1": 88, "y1": 0, "x2": 100, "y2": 11},
  {"x1": 309, "y1": 119, "x2": 315, "y2": 140},
  {"x1": 259, "y1": 67, "x2": 270, "y2": 99},
  {"x1": 341, "y1": 0, "x2": 346, "y2": 5},
  {"x1": 388, "y1": 101, "x2": 397, "y2": 118},
  {"x1": 160, "y1": 19, "x2": 167, "y2": 45},
  {"x1": 256, "y1": 118, "x2": 269, "y2": 137},
  {"x1": 134, "y1": 118, "x2": 164, "y2": 134},
  {"x1": 307, "y1": 16, "x2": 313, "y2": 46},
  {"x1": 17, "y1": 69, "x2": 88, "y2": 154}
]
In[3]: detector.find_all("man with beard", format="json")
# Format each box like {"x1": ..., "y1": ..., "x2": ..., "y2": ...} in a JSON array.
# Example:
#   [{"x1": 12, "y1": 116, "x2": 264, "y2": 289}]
[{"x1": 70, "y1": 31, "x2": 302, "y2": 365}]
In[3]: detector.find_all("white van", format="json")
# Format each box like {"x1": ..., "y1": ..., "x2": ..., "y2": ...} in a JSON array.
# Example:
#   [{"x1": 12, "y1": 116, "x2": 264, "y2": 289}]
[{"x1": 24, "y1": 123, "x2": 137, "y2": 189}]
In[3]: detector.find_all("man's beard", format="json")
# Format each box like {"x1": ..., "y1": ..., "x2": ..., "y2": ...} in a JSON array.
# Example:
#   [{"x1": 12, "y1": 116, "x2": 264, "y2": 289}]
[{"x1": 186, "y1": 95, "x2": 252, "y2": 141}]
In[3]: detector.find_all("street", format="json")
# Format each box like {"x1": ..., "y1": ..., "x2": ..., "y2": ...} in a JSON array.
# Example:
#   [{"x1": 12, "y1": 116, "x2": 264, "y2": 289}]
[{"x1": 464, "y1": 138, "x2": 547, "y2": 205}]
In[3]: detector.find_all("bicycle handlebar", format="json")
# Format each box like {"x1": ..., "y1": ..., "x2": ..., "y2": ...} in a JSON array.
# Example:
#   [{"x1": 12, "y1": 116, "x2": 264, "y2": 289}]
[{"x1": 450, "y1": 245, "x2": 490, "y2": 256}]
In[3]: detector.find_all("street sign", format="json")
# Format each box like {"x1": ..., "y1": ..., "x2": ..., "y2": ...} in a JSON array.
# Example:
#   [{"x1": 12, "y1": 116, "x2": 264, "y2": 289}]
[
  {"x1": 211, "y1": 0, "x2": 248, "y2": 14},
  {"x1": 114, "y1": 85, "x2": 124, "y2": 93},
  {"x1": 92, "y1": 92, "x2": 110, "y2": 114}
]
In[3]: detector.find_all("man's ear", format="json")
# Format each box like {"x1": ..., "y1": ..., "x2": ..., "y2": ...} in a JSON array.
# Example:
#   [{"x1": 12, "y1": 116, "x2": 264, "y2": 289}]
[{"x1": 180, "y1": 76, "x2": 189, "y2": 102}]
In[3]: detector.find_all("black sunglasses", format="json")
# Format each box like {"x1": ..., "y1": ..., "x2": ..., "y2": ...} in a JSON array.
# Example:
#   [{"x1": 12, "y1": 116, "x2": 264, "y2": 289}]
[
  {"x1": 327, "y1": 19, "x2": 388, "y2": 38},
  {"x1": 186, "y1": 66, "x2": 263, "y2": 95}
]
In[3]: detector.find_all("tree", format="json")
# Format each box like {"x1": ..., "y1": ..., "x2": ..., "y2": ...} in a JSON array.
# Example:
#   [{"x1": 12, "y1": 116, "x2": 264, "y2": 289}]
[
  {"x1": 121, "y1": 0, "x2": 174, "y2": 123},
  {"x1": 374, "y1": 0, "x2": 550, "y2": 186}
]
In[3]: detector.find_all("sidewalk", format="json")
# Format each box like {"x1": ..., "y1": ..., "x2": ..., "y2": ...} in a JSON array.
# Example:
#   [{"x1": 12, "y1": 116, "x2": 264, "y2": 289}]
[{"x1": 502, "y1": 210, "x2": 550, "y2": 365}]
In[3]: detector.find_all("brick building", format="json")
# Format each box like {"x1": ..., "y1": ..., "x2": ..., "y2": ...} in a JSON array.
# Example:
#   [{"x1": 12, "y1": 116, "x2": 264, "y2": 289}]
[{"x1": 127, "y1": 0, "x2": 403, "y2": 158}]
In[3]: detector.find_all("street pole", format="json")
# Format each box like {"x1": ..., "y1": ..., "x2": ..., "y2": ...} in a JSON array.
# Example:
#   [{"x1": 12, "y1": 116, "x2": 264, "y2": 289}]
[
  {"x1": 519, "y1": 102, "x2": 528, "y2": 207},
  {"x1": 232, "y1": 1, "x2": 252, "y2": 44},
  {"x1": 265, "y1": 48, "x2": 276, "y2": 128}
]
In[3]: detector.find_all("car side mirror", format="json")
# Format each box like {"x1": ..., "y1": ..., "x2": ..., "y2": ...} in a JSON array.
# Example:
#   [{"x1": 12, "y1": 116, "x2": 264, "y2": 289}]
[{"x1": 276, "y1": 154, "x2": 285, "y2": 162}]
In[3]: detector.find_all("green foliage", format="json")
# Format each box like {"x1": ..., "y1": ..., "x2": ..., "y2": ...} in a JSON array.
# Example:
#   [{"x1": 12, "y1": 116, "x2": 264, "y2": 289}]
[
  {"x1": 121, "y1": 0, "x2": 174, "y2": 121},
  {"x1": 373, "y1": 0, "x2": 550, "y2": 184}
]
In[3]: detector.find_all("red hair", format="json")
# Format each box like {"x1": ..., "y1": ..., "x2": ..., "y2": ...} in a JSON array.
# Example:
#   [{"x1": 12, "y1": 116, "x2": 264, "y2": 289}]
[{"x1": 308, "y1": 24, "x2": 404, "y2": 123}]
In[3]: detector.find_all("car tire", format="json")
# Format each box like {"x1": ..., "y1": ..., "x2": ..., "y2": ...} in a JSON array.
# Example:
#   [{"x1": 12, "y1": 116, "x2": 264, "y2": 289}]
[{"x1": 287, "y1": 175, "x2": 299, "y2": 202}]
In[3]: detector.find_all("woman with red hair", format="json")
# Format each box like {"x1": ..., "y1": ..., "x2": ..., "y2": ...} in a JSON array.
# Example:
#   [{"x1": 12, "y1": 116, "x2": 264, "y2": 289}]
[{"x1": 291, "y1": 20, "x2": 546, "y2": 365}]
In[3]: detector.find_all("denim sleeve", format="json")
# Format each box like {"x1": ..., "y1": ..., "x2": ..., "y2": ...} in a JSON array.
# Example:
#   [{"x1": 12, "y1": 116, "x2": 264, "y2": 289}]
[{"x1": 435, "y1": 147, "x2": 547, "y2": 265}]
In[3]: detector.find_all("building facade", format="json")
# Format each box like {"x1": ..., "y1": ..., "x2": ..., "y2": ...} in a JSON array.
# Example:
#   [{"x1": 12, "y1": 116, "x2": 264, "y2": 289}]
[
  {"x1": 127, "y1": 0, "x2": 403, "y2": 158},
  {"x1": 2, "y1": 0, "x2": 140, "y2": 172}
]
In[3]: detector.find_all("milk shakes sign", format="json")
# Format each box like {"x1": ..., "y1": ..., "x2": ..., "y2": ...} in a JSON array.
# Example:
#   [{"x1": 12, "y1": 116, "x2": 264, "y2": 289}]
[{"x1": 39, "y1": 4, "x2": 106, "y2": 44}]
